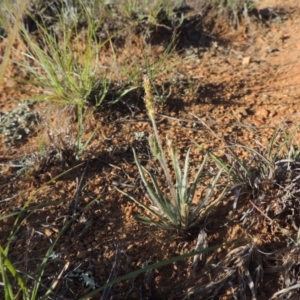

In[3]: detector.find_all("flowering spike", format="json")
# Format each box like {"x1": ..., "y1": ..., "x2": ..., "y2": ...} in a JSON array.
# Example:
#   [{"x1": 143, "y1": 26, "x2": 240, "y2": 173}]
[{"x1": 143, "y1": 74, "x2": 155, "y2": 119}]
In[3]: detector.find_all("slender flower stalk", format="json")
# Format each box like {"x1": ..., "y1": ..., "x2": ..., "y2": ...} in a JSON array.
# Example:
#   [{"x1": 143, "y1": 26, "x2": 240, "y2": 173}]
[{"x1": 143, "y1": 75, "x2": 177, "y2": 206}]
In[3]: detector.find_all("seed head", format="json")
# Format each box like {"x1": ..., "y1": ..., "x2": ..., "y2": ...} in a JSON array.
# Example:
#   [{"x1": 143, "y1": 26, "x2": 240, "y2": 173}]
[{"x1": 143, "y1": 74, "x2": 155, "y2": 119}]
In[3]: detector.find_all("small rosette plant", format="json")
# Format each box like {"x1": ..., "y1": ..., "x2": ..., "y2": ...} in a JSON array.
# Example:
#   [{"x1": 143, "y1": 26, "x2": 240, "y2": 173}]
[{"x1": 116, "y1": 75, "x2": 225, "y2": 230}]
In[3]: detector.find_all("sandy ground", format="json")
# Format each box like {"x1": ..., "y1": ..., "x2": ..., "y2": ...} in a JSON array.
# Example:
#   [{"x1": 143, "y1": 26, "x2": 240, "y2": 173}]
[{"x1": 1, "y1": 1, "x2": 300, "y2": 299}]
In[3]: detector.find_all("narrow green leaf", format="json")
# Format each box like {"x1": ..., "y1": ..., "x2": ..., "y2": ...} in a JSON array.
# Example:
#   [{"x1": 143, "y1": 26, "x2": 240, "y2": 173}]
[
  {"x1": 133, "y1": 149, "x2": 172, "y2": 219},
  {"x1": 135, "y1": 215, "x2": 176, "y2": 230},
  {"x1": 181, "y1": 148, "x2": 191, "y2": 203},
  {"x1": 115, "y1": 187, "x2": 170, "y2": 226},
  {"x1": 186, "y1": 154, "x2": 208, "y2": 206},
  {"x1": 0, "y1": 245, "x2": 28, "y2": 298},
  {"x1": 190, "y1": 186, "x2": 228, "y2": 228},
  {"x1": 169, "y1": 143, "x2": 182, "y2": 208},
  {"x1": 0, "y1": 251, "x2": 15, "y2": 299},
  {"x1": 190, "y1": 168, "x2": 224, "y2": 222},
  {"x1": 144, "y1": 168, "x2": 178, "y2": 224}
]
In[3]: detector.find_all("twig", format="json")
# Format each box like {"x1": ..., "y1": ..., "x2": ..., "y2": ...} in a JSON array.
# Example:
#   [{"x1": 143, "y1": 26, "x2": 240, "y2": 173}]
[
  {"x1": 72, "y1": 156, "x2": 91, "y2": 215},
  {"x1": 249, "y1": 200, "x2": 296, "y2": 245},
  {"x1": 101, "y1": 244, "x2": 121, "y2": 300},
  {"x1": 46, "y1": 261, "x2": 70, "y2": 298},
  {"x1": 0, "y1": 195, "x2": 18, "y2": 203}
]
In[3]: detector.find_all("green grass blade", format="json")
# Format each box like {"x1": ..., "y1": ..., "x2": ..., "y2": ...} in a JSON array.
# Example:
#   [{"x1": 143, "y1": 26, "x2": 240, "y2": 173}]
[
  {"x1": 0, "y1": 251, "x2": 14, "y2": 300},
  {"x1": 0, "y1": 245, "x2": 28, "y2": 299}
]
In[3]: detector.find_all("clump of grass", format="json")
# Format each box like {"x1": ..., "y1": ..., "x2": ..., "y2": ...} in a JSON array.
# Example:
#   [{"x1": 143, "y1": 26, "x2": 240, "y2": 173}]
[
  {"x1": 194, "y1": 122, "x2": 300, "y2": 298},
  {"x1": 186, "y1": 243, "x2": 263, "y2": 299},
  {"x1": 0, "y1": 4, "x2": 29, "y2": 296},
  {"x1": 195, "y1": 122, "x2": 300, "y2": 251},
  {"x1": 16, "y1": 1, "x2": 112, "y2": 159},
  {"x1": 17, "y1": 0, "x2": 182, "y2": 158},
  {"x1": 198, "y1": 124, "x2": 300, "y2": 224},
  {"x1": 116, "y1": 75, "x2": 226, "y2": 231},
  {"x1": 19, "y1": 8, "x2": 103, "y2": 106},
  {"x1": 122, "y1": 0, "x2": 176, "y2": 23},
  {"x1": 208, "y1": 0, "x2": 255, "y2": 26}
]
